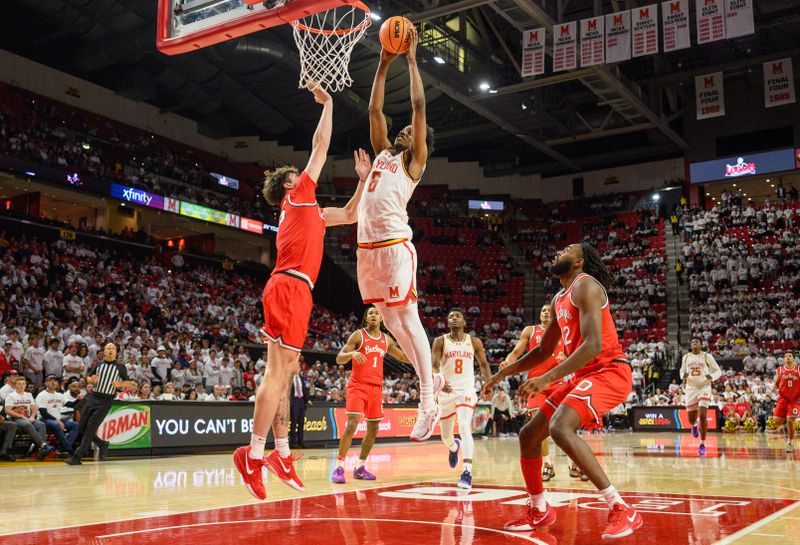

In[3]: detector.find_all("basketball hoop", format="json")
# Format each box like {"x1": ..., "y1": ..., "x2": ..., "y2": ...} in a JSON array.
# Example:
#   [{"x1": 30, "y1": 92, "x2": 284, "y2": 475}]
[{"x1": 291, "y1": 1, "x2": 371, "y2": 92}]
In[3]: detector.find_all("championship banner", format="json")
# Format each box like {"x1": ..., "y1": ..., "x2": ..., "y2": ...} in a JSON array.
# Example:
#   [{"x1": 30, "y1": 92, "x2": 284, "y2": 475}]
[
  {"x1": 632, "y1": 4, "x2": 659, "y2": 57},
  {"x1": 552, "y1": 21, "x2": 577, "y2": 72},
  {"x1": 695, "y1": 71, "x2": 725, "y2": 119},
  {"x1": 521, "y1": 27, "x2": 546, "y2": 77},
  {"x1": 662, "y1": 0, "x2": 690, "y2": 52},
  {"x1": 696, "y1": 0, "x2": 725, "y2": 44},
  {"x1": 724, "y1": 0, "x2": 754, "y2": 38},
  {"x1": 764, "y1": 58, "x2": 796, "y2": 108},
  {"x1": 580, "y1": 16, "x2": 605, "y2": 67},
  {"x1": 605, "y1": 10, "x2": 632, "y2": 63}
]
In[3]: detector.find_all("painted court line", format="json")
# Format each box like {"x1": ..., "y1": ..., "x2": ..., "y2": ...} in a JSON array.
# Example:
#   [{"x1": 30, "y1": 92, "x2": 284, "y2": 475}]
[{"x1": 711, "y1": 500, "x2": 800, "y2": 545}]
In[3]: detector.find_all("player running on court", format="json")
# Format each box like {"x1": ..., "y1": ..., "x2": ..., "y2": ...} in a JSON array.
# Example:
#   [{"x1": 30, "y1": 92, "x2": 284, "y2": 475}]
[
  {"x1": 358, "y1": 30, "x2": 438, "y2": 441},
  {"x1": 679, "y1": 337, "x2": 722, "y2": 455},
  {"x1": 501, "y1": 304, "x2": 573, "y2": 482},
  {"x1": 431, "y1": 309, "x2": 492, "y2": 490},
  {"x1": 234, "y1": 83, "x2": 372, "y2": 500},
  {"x1": 483, "y1": 243, "x2": 641, "y2": 540},
  {"x1": 772, "y1": 351, "x2": 799, "y2": 452},
  {"x1": 332, "y1": 306, "x2": 410, "y2": 483}
]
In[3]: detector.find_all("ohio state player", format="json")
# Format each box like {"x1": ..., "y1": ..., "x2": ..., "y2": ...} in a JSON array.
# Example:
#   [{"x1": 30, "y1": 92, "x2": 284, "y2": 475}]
[
  {"x1": 484, "y1": 243, "x2": 640, "y2": 540},
  {"x1": 332, "y1": 307, "x2": 409, "y2": 483},
  {"x1": 501, "y1": 304, "x2": 568, "y2": 482},
  {"x1": 773, "y1": 351, "x2": 800, "y2": 453},
  {"x1": 358, "y1": 31, "x2": 439, "y2": 442},
  {"x1": 234, "y1": 83, "x2": 370, "y2": 501}
]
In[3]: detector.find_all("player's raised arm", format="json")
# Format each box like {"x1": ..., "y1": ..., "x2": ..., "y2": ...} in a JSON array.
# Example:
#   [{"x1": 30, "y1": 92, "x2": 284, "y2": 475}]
[
  {"x1": 431, "y1": 335, "x2": 444, "y2": 373},
  {"x1": 324, "y1": 148, "x2": 370, "y2": 227},
  {"x1": 336, "y1": 330, "x2": 366, "y2": 365},
  {"x1": 471, "y1": 337, "x2": 493, "y2": 382},
  {"x1": 304, "y1": 82, "x2": 333, "y2": 182},
  {"x1": 369, "y1": 49, "x2": 396, "y2": 155},
  {"x1": 501, "y1": 325, "x2": 535, "y2": 368},
  {"x1": 406, "y1": 30, "x2": 428, "y2": 181},
  {"x1": 386, "y1": 335, "x2": 411, "y2": 364}
]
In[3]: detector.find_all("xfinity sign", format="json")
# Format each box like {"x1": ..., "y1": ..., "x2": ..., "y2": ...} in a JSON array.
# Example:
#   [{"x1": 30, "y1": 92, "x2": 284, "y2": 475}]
[
  {"x1": 110, "y1": 183, "x2": 165, "y2": 210},
  {"x1": 690, "y1": 148, "x2": 796, "y2": 184}
]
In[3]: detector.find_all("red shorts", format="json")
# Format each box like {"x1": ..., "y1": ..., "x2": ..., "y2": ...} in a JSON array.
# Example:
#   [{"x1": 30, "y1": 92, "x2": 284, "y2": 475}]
[
  {"x1": 773, "y1": 396, "x2": 800, "y2": 419},
  {"x1": 527, "y1": 380, "x2": 566, "y2": 410},
  {"x1": 539, "y1": 362, "x2": 632, "y2": 426},
  {"x1": 261, "y1": 274, "x2": 312, "y2": 352},
  {"x1": 346, "y1": 380, "x2": 384, "y2": 421}
]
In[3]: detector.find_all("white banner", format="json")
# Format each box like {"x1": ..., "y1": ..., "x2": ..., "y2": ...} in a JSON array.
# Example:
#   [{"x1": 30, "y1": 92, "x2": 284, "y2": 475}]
[
  {"x1": 696, "y1": 72, "x2": 725, "y2": 119},
  {"x1": 696, "y1": 0, "x2": 725, "y2": 44},
  {"x1": 662, "y1": 0, "x2": 691, "y2": 52},
  {"x1": 165, "y1": 198, "x2": 180, "y2": 214},
  {"x1": 632, "y1": 4, "x2": 659, "y2": 57},
  {"x1": 521, "y1": 27, "x2": 546, "y2": 77},
  {"x1": 605, "y1": 11, "x2": 631, "y2": 63},
  {"x1": 553, "y1": 22, "x2": 578, "y2": 72},
  {"x1": 764, "y1": 58, "x2": 796, "y2": 108},
  {"x1": 725, "y1": 0, "x2": 754, "y2": 38},
  {"x1": 580, "y1": 16, "x2": 605, "y2": 67}
]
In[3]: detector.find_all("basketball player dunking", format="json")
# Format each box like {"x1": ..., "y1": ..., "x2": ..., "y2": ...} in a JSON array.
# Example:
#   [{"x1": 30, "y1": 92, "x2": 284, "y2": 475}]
[
  {"x1": 234, "y1": 83, "x2": 372, "y2": 500},
  {"x1": 332, "y1": 306, "x2": 410, "y2": 483},
  {"x1": 484, "y1": 243, "x2": 642, "y2": 540},
  {"x1": 501, "y1": 304, "x2": 574, "y2": 482},
  {"x1": 772, "y1": 351, "x2": 799, "y2": 453},
  {"x1": 431, "y1": 309, "x2": 492, "y2": 489},
  {"x1": 680, "y1": 337, "x2": 722, "y2": 455},
  {"x1": 358, "y1": 31, "x2": 439, "y2": 441}
]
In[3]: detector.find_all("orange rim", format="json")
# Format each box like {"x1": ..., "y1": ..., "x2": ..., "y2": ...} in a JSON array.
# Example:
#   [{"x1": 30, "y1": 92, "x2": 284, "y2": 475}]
[{"x1": 292, "y1": 1, "x2": 371, "y2": 36}]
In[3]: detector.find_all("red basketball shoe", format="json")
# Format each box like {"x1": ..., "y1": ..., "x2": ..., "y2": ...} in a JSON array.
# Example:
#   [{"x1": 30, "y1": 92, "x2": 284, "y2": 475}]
[
  {"x1": 601, "y1": 503, "x2": 643, "y2": 539},
  {"x1": 265, "y1": 450, "x2": 305, "y2": 491},
  {"x1": 503, "y1": 501, "x2": 557, "y2": 531},
  {"x1": 233, "y1": 445, "x2": 266, "y2": 500}
]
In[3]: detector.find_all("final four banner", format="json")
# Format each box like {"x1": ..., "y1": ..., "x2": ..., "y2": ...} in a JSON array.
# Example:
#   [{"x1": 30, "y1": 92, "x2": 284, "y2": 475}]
[
  {"x1": 696, "y1": 72, "x2": 725, "y2": 120},
  {"x1": 580, "y1": 16, "x2": 605, "y2": 67},
  {"x1": 605, "y1": 10, "x2": 632, "y2": 63},
  {"x1": 632, "y1": 4, "x2": 659, "y2": 57},
  {"x1": 696, "y1": 0, "x2": 726, "y2": 44},
  {"x1": 764, "y1": 58, "x2": 796, "y2": 109},
  {"x1": 662, "y1": 0, "x2": 691, "y2": 52},
  {"x1": 553, "y1": 21, "x2": 578, "y2": 72},
  {"x1": 521, "y1": 27, "x2": 546, "y2": 78},
  {"x1": 724, "y1": 0, "x2": 754, "y2": 39}
]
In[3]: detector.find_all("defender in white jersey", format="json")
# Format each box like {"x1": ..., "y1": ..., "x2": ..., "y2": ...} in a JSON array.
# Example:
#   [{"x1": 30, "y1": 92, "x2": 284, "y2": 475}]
[
  {"x1": 431, "y1": 310, "x2": 492, "y2": 489},
  {"x1": 679, "y1": 337, "x2": 722, "y2": 455},
  {"x1": 358, "y1": 31, "x2": 438, "y2": 442}
]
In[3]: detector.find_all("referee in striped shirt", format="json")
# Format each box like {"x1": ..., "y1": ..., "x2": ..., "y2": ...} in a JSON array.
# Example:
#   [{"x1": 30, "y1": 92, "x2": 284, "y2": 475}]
[{"x1": 66, "y1": 343, "x2": 136, "y2": 465}]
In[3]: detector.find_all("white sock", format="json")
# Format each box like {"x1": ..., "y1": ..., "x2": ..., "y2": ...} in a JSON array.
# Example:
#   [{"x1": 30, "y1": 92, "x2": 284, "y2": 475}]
[
  {"x1": 381, "y1": 303, "x2": 434, "y2": 408},
  {"x1": 700, "y1": 439, "x2": 705, "y2": 445},
  {"x1": 543, "y1": 455, "x2": 552, "y2": 466},
  {"x1": 600, "y1": 485, "x2": 627, "y2": 508},
  {"x1": 249, "y1": 433, "x2": 266, "y2": 459},
  {"x1": 275, "y1": 437, "x2": 290, "y2": 458},
  {"x1": 529, "y1": 492, "x2": 546, "y2": 511},
  {"x1": 358, "y1": 458, "x2": 367, "y2": 467},
  {"x1": 463, "y1": 462, "x2": 472, "y2": 473}
]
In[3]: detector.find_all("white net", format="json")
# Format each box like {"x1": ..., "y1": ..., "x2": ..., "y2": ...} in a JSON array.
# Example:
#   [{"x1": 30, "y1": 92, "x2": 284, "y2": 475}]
[{"x1": 291, "y1": 3, "x2": 371, "y2": 93}]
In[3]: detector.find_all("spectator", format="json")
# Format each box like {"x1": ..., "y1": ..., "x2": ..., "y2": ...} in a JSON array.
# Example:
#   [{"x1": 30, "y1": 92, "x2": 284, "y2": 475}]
[
  {"x1": 3, "y1": 376, "x2": 54, "y2": 459},
  {"x1": 43, "y1": 338, "x2": 65, "y2": 379},
  {"x1": 35, "y1": 375, "x2": 79, "y2": 453},
  {"x1": 22, "y1": 335, "x2": 45, "y2": 389},
  {"x1": 0, "y1": 413, "x2": 17, "y2": 461},
  {"x1": 491, "y1": 389, "x2": 517, "y2": 437},
  {"x1": 62, "y1": 343, "x2": 85, "y2": 381},
  {"x1": 151, "y1": 346, "x2": 172, "y2": 384}
]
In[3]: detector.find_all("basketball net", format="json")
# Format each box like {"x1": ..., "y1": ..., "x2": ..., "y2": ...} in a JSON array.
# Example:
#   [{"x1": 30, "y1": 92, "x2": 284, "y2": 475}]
[{"x1": 291, "y1": 2, "x2": 371, "y2": 92}]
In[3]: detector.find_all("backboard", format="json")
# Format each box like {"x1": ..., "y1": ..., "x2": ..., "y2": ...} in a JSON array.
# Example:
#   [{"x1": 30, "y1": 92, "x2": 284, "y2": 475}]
[{"x1": 157, "y1": 0, "x2": 358, "y2": 55}]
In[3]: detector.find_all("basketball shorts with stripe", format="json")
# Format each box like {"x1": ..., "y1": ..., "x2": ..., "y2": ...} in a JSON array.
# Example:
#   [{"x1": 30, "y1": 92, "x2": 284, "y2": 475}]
[
  {"x1": 539, "y1": 362, "x2": 632, "y2": 427},
  {"x1": 438, "y1": 389, "x2": 477, "y2": 420},
  {"x1": 357, "y1": 241, "x2": 417, "y2": 307},
  {"x1": 346, "y1": 380, "x2": 384, "y2": 420},
  {"x1": 261, "y1": 274, "x2": 312, "y2": 352}
]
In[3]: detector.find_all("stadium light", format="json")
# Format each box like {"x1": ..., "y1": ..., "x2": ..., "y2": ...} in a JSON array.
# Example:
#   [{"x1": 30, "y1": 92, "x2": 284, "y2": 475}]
[
  {"x1": 479, "y1": 82, "x2": 491, "y2": 91},
  {"x1": 370, "y1": 12, "x2": 382, "y2": 20},
  {"x1": 489, "y1": 89, "x2": 498, "y2": 94},
  {"x1": 652, "y1": 193, "x2": 660, "y2": 201},
  {"x1": 433, "y1": 56, "x2": 446, "y2": 64}
]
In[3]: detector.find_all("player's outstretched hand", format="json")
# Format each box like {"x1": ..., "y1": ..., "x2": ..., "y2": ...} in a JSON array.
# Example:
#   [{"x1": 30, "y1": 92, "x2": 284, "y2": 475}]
[
  {"x1": 380, "y1": 47, "x2": 399, "y2": 64},
  {"x1": 354, "y1": 148, "x2": 372, "y2": 181},
  {"x1": 481, "y1": 373, "x2": 501, "y2": 399},
  {"x1": 406, "y1": 27, "x2": 418, "y2": 62},
  {"x1": 352, "y1": 351, "x2": 367, "y2": 365},
  {"x1": 307, "y1": 81, "x2": 331, "y2": 104},
  {"x1": 518, "y1": 376, "x2": 550, "y2": 399}
]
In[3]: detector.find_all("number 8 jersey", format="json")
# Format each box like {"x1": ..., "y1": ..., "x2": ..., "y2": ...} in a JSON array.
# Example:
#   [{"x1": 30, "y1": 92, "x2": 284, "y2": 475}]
[{"x1": 439, "y1": 333, "x2": 475, "y2": 393}]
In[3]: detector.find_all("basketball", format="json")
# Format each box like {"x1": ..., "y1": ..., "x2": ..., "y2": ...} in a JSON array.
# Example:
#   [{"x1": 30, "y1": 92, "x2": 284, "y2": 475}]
[{"x1": 379, "y1": 16, "x2": 414, "y2": 55}]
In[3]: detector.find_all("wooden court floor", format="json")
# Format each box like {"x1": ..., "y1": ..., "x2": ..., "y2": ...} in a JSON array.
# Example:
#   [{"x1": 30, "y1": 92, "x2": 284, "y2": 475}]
[{"x1": 3, "y1": 432, "x2": 799, "y2": 544}]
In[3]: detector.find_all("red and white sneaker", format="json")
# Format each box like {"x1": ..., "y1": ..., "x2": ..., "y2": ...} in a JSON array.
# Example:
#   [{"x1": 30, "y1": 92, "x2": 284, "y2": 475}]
[
  {"x1": 602, "y1": 503, "x2": 643, "y2": 539},
  {"x1": 410, "y1": 405, "x2": 441, "y2": 442},
  {"x1": 503, "y1": 501, "x2": 557, "y2": 531},
  {"x1": 233, "y1": 446, "x2": 266, "y2": 500},
  {"x1": 265, "y1": 450, "x2": 305, "y2": 491}
]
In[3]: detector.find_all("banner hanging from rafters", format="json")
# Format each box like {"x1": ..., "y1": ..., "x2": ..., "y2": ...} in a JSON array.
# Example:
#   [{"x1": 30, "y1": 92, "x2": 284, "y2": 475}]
[
  {"x1": 553, "y1": 21, "x2": 578, "y2": 72},
  {"x1": 605, "y1": 10, "x2": 632, "y2": 63},
  {"x1": 521, "y1": 27, "x2": 546, "y2": 77},
  {"x1": 580, "y1": 16, "x2": 605, "y2": 66},
  {"x1": 662, "y1": 0, "x2": 691, "y2": 52},
  {"x1": 764, "y1": 58, "x2": 796, "y2": 108},
  {"x1": 696, "y1": 0, "x2": 726, "y2": 44},
  {"x1": 632, "y1": 4, "x2": 659, "y2": 57},
  {"x1": 696, "y1": 72, "x2": 725, "y2": 119},
  {"x1": 724, "y1": 0, "x2": 754, "y2": 38}
]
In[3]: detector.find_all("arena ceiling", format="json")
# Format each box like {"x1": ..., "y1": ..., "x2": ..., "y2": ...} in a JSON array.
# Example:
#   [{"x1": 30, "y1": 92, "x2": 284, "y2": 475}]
[{"x1": 3, "y1": 0, "x2": 800, "y2": 177}]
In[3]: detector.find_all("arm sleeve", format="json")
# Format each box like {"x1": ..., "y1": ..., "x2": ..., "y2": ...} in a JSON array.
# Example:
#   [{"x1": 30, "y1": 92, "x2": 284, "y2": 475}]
[
  {"x1": 290, "y1": 171, "x2": 318, "y2": 205},
  {"x1": 706, "y1": 354, "x2": 723, "y2": 381}
]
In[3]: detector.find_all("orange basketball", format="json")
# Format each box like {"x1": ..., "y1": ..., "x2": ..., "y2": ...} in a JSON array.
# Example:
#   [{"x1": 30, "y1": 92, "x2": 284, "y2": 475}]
[{"x1": 379, "y1": 16, "x2": 414, "y2": 55}]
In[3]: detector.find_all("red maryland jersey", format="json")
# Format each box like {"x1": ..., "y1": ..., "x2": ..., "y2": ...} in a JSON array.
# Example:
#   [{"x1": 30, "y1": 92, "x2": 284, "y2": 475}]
[
  {"x1": 351, "y1": 329, "x2": 387, "y2": 386},
  {"x1": 554, "y1": 273, "x2": 626, "y2": 379},
  {"x1": 527, "y1": 324, "x2": 565, "y2": 379},
  {"x1": 777, "y1": 365, "x2": 800, "y2": 400},
  {"x1": 272, "y1": 171, "x2": 326, "y2": 287}
]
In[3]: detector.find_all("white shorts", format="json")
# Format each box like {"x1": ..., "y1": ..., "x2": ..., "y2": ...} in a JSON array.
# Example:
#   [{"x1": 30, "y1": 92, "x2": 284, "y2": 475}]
[
  {"x1": 685, "y1": 385, "x2": 712, "y2": 410},
  {"x1": 357, "y1": 240, "x2": 418, "y2": 307},
  {"x1": 438, "y1": 389, "x2": 478, "y2": 420}
]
